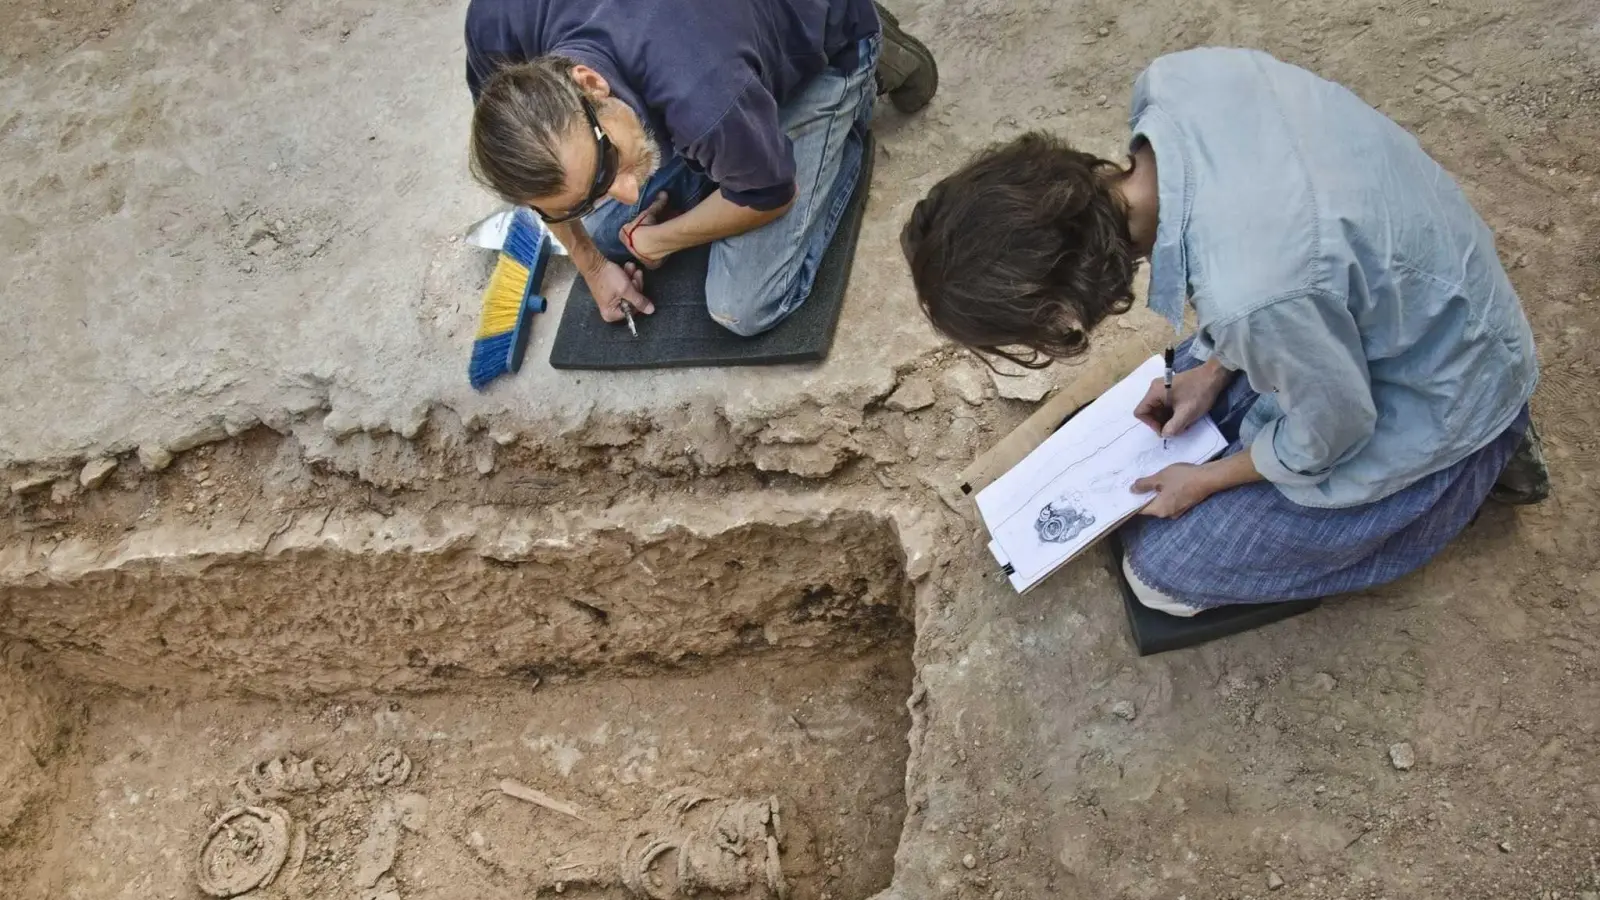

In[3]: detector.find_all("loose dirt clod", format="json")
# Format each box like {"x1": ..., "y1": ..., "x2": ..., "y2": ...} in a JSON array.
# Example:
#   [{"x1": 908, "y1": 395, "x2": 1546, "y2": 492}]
[
  {"x1": 354, "y1": 799, "x2": 403, "y2": 889},
  {"x1": 196, "y1": 806, "x2": 292, "y2": 898}
]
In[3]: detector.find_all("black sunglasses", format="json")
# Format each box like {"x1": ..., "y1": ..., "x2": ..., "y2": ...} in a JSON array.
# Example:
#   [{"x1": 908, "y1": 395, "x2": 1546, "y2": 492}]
[{"x1": 532, "y1": 96, "x2": 620, "y2": 224}]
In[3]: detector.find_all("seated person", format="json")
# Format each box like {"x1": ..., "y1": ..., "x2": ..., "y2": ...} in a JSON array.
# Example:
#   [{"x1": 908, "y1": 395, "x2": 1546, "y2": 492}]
[
  {"x1": 900, "y1": 48, "x2": 1549, "y2": 616},
  {"x1": 464, "y1": 0, "x2": 937, "y2": 336}
]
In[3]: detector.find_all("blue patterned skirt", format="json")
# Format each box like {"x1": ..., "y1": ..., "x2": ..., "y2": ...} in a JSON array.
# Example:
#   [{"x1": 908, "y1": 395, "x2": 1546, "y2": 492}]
[{"x1": 1119, "y1": 342, "x2": 1528, "y2": 611}]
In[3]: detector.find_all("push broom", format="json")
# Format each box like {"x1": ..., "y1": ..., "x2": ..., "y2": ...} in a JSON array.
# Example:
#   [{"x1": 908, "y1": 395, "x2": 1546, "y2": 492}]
[{"x1": 468, "y1": 207, "x2": 552, "y2": 390}]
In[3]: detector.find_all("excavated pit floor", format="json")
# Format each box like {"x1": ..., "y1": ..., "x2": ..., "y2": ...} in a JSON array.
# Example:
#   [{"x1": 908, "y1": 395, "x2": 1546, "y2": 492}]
[
  {"x1": 28, "y1": 644, "x2": 912, "y2": 900},
  {"x1": 0, "y1": 501, "x2": 919, "y2": 900}
]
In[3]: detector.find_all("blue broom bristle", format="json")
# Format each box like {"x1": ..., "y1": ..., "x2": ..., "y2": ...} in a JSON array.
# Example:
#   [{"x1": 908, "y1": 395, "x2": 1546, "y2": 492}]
[
  {"x1": 501, "y1": 208, "x2": 544, "y2": 268},
  {"x1": 468, "y1": 330, "x2": 515, "y2": 390}
]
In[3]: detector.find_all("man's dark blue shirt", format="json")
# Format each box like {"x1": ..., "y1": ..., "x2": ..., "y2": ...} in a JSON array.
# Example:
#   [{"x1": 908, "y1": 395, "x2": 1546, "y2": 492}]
[{"x1": 465, "y1": 0, "x2": 878, "y2": 210}]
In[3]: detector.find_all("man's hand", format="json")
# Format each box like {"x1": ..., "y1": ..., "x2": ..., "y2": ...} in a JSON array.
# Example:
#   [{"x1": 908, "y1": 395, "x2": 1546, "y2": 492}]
[
  {"x1": 583, "y1": 259, "x2": 655, "y2": 324},
  {"x1": 1131, "y1": 463, "x2": 1216, "y2": 519},
  {"x1": 1134, "y1": 360, "x2": 1234, "y2": 438},
  {"x1": 620, "y1": 192, "x2": 672, "y2": 269}
]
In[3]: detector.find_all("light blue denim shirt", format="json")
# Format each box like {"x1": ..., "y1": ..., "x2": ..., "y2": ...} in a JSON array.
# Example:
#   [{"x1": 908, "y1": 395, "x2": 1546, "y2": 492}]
[{"x1": 1130, "y1": 48, "x2": 1537, "y2": 509}]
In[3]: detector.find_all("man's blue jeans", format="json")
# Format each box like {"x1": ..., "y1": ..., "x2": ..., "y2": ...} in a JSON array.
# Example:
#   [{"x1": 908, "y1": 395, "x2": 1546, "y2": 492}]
[{"x1": 582, "y1": 37, "x2": 880, "y2": 337}]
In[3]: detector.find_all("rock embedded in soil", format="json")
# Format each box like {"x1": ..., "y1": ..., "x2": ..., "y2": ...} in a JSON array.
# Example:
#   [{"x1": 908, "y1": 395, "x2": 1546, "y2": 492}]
[
  {"x1": 1111, "y1": 700, "x2": 1137, "y2": 721},
  {"x1": 1267, "y1": 870, "x2": 1286, "y2": 890},
  {"x1": 944, "y1": 364, "x2": 990, "y2": 406},
  {"x1": 886, "y1": 377, "x2": 936, "y2": 412},
  {"x1": 9, "y1": 472, "x2": 57, "y2": 495},
  {"x1": 139, "y1": 444, "x2": 175, "y2": 471},
  {"x1": 80, "y1": 456, "x2": 118, "y2": 488},
  {"x1": 1389, "y1": 742, "x2": 1416, "y2": 771}
]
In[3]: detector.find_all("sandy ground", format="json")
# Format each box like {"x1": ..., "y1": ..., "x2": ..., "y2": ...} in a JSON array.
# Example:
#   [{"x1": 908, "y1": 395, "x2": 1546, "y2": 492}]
[{"x1": 2, "y1": 0, "x2": 1600, "y2": 898}]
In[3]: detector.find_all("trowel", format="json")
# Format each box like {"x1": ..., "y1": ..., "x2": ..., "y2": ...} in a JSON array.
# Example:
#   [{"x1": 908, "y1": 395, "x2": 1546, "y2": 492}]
[{"x1": 462, "y1": 207, "x2": 569, "y2": 256}]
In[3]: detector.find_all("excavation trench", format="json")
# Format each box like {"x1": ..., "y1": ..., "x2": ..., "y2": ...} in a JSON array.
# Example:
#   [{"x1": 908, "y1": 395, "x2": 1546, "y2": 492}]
[{"x1": 0, "y1": 498, "x2": 917, "y2": 900}]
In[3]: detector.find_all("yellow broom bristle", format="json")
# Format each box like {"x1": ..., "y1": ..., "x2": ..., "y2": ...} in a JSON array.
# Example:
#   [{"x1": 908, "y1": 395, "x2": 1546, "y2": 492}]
[{"x1": 475, "y1": 256, "x2": 531, "y2": 339}]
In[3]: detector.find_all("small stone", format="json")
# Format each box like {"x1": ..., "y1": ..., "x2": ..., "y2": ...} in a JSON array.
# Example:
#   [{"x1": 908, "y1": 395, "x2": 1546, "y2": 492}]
[
  {"x1": 1096, "y1": 94, "x2": 1110, "y2": 107},
  {"x1": 989, "y1": 364, "x2": 1056, "y2": 402},
  {"x1": 886, "y1": 377, "x2": 936, "y2": 412},
  {"x1": 943, "y1": 365, "x2": 989, "y2": 406},
  {"x1": 139, "y1": 445, "x2": 175, "y2": 471},
  {"x1": 1111, "y1": 700, "x2": 1137, "y2": 721},
  {"x1": 1311, "y1": 672, "x2": 1337, "y2": 692},
  {"x1": 1096, "y1": 26, "x2": 1110, "y2": 36},
  {"x1": 10, "y1": 473, "x2": 57, "y2": 495},
  {"x1": 1418, "y1": 15, "x2": 1432, "y2": 26},
  {"x1": 51, "y1": 480, "x2": 79, "y2": 504},
  {"x1": 1389, "y1": 742, "x2": 1416, "y2": 771},
  {"x1": 962, "y1": 853, "x2": 977, "y2": 870},
  {"x1": 183, "y1": 501, "x2": 196, "y2": 513},
  {"x1": 1415, "y1": 84, "x2": 1426, "y2": 94},
  {"x1": 1498, "y1": 841, "x2": 1512, "y2": 853},
  {"x1": 80, "y1": 457, "x2": 118, "y2": 489},
  {"x1": 1267, "y1": 871, "x2": 1286, "y2": 890}
]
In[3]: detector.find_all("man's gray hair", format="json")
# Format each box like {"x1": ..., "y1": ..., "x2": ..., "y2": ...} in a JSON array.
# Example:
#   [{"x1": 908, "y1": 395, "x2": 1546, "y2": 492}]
[{"x1": 469, "y1": 56, "x2": 587, "y2": 205}]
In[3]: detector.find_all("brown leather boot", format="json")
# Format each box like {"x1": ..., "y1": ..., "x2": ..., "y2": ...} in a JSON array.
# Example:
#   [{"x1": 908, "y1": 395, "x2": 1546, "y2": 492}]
[{"x1": 874, "y1": 3, "x2": 938, "y2": 114}]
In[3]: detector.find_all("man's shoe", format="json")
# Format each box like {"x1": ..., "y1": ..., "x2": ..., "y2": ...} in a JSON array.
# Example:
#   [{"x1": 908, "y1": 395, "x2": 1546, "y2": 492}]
[
  {"x1": 1489, "y1": 420, "x2": 1551, "y2": 506},
  {"x1": 874, "y1": 2, "x2": 938, "y2": 114}
]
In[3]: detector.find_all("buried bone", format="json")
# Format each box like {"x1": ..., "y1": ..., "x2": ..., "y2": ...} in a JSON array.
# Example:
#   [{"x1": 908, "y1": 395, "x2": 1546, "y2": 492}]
[
  {"x1": 196, "y1": 805, "x2": 292, "y2": 898},
  {"x1": 475, "y1": 783, "x2": 790, "y2": 898}
]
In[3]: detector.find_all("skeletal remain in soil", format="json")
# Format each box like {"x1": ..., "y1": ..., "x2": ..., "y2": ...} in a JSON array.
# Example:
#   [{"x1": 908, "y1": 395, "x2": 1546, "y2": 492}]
[
  {"x1": 196, "y1": 805, "x2": 292, "y2": 898},
  {"x1": 367, "y1": 747, "x2": 413, "y2": 786},
  {"x1": 465, "y1": 783, "x2": 790, "y2": 898},
  {"x1": 236, "y1": 753, "x2": 321, "y2": 802}
]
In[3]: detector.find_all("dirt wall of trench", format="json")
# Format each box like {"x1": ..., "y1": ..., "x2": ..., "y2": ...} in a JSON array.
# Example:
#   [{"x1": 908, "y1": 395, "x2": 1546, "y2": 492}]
[
  {"x1": 0, "y1": 503, "x2": 913, "y2": 698},
  {"x1": 0, "y1": 644, "x2": 73, "y2": 884}
]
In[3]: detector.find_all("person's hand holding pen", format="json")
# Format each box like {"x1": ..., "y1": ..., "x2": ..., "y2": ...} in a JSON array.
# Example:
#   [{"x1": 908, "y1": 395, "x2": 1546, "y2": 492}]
[{"x1": 1134, "y1": 356, "x2": 1233, "y2": 440}]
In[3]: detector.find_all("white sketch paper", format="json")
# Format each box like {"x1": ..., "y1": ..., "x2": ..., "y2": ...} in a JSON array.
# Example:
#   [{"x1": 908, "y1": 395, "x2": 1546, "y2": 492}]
[{"x1": 975, "y1": 355, "x2": 1227, "y2": 593}]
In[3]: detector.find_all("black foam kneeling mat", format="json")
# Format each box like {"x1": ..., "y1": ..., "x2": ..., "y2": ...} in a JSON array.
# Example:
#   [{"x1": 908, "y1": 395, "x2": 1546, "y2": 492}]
[
  {"x1": 1106, "y1": 535, "x2": 1321, "y2": 656},
  {"x1": 549, "y1": 135, "x2": 874, "y2": 371}
]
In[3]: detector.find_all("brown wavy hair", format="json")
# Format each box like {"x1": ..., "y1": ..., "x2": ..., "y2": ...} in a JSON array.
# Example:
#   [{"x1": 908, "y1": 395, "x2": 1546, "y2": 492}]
[{"x1": 900, "y1": 132, "x2": 1137, "y2": 369}]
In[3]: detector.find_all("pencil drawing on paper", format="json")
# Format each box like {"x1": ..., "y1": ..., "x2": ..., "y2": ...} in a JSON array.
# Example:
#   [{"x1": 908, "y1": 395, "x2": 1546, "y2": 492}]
[
  {"x1": 1035, "y1": 496, "x2": 1096, "y2": 545},
  {"x1": 973, "y1": 355, "x2": 1229, "y2": 592}
]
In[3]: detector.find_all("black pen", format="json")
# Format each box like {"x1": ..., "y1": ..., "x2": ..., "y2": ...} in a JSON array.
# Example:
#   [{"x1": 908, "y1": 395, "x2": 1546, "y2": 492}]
[{"x1": 1162, "y1": 346, "x2": 1175, "y2": 450}]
